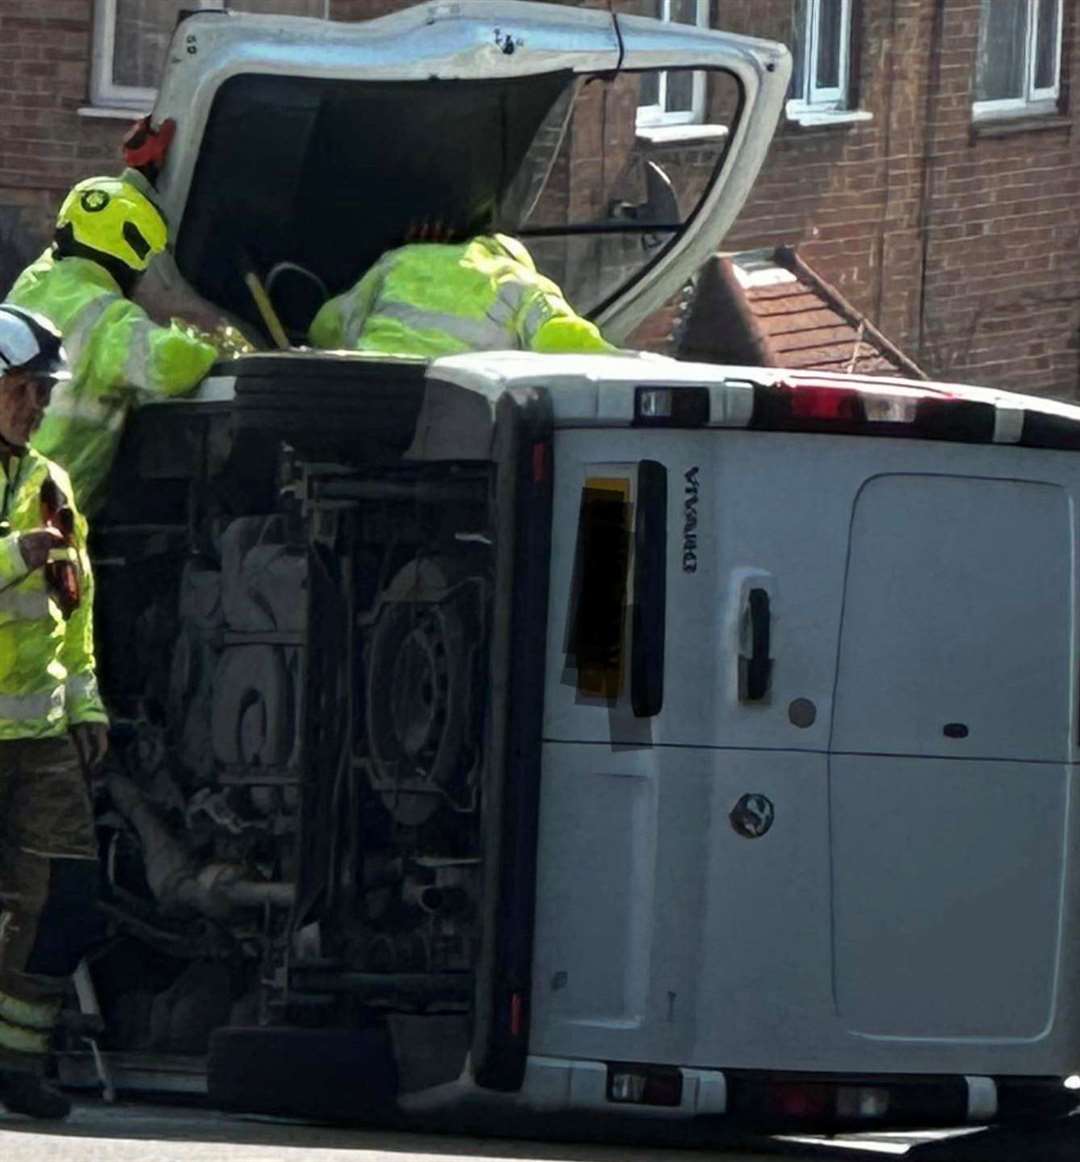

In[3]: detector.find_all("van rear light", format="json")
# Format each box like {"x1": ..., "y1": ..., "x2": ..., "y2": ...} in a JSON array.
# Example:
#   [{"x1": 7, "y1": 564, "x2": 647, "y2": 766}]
[
  {"x1": 836, "y1": 1086, "x2": 890, "y2": 1119},
  {"x1": 788, "y1": 386, "x2": 862, "y2": 423},
  {"x1": 509, "y1": 992, "x2": 525, "y2": 1038},
  {"x1": 766, "y1": 1083, "x2": 832, "y2": 1120},
  {"x1": 635, "y1": 386, "x2": 710, "y2": 427},
  {"x1": 751, "y1": 379, "x2": 996, "y2": 442},
  {"x1": 607, "y1": 1063, "x2": 683, "y2": 1107}
]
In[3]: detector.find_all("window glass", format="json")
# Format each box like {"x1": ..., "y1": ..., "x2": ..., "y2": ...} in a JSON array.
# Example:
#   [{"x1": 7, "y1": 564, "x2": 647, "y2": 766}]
[
  {"x1": 790, "y1": 0, "x2": 807, "y2": 101},
  {"x1": 1034, "y1": 0, "x2": 1060, "y2": 90},
  {"x1": 176, "y1": 69, "x2": 740, "y2": 327},
  {"x1": 666, "y1": 70, "x2": 696, "y2": 114},
  {"x1": 788, "y1": 0, "x2": 851, "y2": 110},
  {"x1": 639, "y1": 71, "x2": 661, "y2": 108},
  {"x1": 815, "y1": 0, "x2": 843, "y2": 90},
  {"x1": 975, "y1": 0, "x2": 1028, "y2": 101},
  {"x1": 635, "y1": 0, "x2": 708, "y2": 126},
  {"x1": 522, "y1": 69, "x2": 739, "y2": 312},
  {"x1": 670, "y1": 0, "x2": 699, "y2": 26}
]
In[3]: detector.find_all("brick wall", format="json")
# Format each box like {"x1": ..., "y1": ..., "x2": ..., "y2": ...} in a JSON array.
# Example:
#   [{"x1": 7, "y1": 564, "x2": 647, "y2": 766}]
[
  {"x1": 717, "y1": 0, "x2": 1080, "y2": 398},
  {"x1": 1, "y1": 0, "x2": 1078, "y2": 397},
  {"x1": 0, "y1": 2, "x2": 118, "y2": 288}
]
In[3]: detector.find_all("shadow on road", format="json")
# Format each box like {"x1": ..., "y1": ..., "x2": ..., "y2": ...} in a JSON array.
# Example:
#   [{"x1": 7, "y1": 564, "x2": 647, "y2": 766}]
[
  {"x1": 0, "y1": 1096, "x2": 896, "y2": 1162},
  {"x1": 0, "y1": 1098, "x2": 1076, "y2": 1162}
]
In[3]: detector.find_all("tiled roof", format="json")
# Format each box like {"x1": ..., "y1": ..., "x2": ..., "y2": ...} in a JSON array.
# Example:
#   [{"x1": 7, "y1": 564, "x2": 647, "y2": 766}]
[{"x1": 678, "y1": 246, "x2": 924, "y2": 379}]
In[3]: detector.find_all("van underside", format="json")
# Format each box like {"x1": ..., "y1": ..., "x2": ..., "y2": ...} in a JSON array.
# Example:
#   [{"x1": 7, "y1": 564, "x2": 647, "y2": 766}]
[{"x1": 65, "y1": 354, "x2": 551, "y2": 1114}]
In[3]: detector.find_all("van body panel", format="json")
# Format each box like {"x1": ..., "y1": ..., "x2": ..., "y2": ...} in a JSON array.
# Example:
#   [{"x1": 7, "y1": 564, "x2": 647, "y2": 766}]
[
  {"x1": 530, "y1": 746, "x2": 1080, "y2": 1075},
  {"x1": 830, "y1": 755, "x2": 1067, "y2": 1041},
  {"x1": 833, "y1": 474, "x2": 1073, "y2": 762},
  {"x1": 530, "y1": 743, "x2": 830, "y2": 1068}
]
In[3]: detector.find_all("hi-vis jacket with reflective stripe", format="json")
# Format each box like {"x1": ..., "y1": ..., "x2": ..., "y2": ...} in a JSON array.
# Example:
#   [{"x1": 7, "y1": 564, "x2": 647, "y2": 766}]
[
  {"x1": 0, "y1": 447, "x2": 106, "y2": 741},
  {"x1": 309, "y1": 235, "x2": 615, "y2": 360},
  {"x1": 7, "y1": 250, "x2": 219, "y2": 513}
]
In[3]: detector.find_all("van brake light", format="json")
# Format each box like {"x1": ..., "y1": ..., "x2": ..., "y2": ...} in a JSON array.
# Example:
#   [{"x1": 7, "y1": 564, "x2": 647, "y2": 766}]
[{"x1": 752, "y1": 379, "x2": 996, "y2": 442}]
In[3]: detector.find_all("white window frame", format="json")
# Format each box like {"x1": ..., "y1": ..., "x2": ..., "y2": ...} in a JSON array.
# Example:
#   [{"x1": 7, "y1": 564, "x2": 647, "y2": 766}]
[
  {"x1": 90, "y1": 0, "x2": 330, "y2": 110},
  {"x1": 636, "y1": 0, "x2": 710, "y2": 129},
  {"x1": 786, "y1": 0, "x2": 853, "y2": 117},
  {"x1": 973, "y1": 0, "x2": 1064, "y2": 121}
]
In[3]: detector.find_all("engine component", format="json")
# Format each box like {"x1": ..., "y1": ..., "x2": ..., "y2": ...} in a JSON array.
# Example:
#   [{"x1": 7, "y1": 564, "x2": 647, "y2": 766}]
[
  {"x1": 108, "y1": 773, "x2": 294, "y2": 919},
  {"x1": 365, "y1": 558, "x2": 484, "y2": 827}
]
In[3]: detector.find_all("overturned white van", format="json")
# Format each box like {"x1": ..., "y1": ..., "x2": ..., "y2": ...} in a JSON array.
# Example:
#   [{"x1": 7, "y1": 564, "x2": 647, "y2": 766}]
[{"x1": 62, "y1": 0, "x2": 1080, "y2": 1136}]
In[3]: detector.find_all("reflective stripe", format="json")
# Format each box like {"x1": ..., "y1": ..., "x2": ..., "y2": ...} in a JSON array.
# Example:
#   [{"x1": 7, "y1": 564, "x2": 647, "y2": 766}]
[
  {"x1": 66, "y1": 672, "x2": 100, "y2": 705},
  {"x1": 375, "y1": 301, "x2": 511, "y2": 350},
  {"x1": 18, "y1": 848, "x2": 98, "y2": 861},
  {"x1": 0, "y1": 987, "x2": 60, "y2": 1034},
  {"x1": 0, "y1": 585, "x2": 50, "y2": 621},
  {"x1": 0, "y1": 1014, "x2": 50, "y2": 1055},
  {"x1": 519, "y1": 297, "x2": 560, "y2": 346},
  {"x1": 491, "y1": 280, "x2": 528, "y2": 329},
  {"x1": 44, "y1": 383, "x2": 114, "y2": 425},
  {"x1": 0, "y1": 689, "x2": 62, "y2": 721},
  {"x1": 64, "y1": 295, "x2": 114, "y2": 359},
  {"x1": 123, "y1": 320, "x2": 154, "y2": 385}
]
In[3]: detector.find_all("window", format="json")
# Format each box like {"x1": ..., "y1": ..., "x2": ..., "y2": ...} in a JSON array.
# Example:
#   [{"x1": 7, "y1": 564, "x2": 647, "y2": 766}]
[
  {"x1": 91, "y1": 0, "x2": 329, "y2": 110},
  {"x1": 788, "y1": 0, "x2": 853, "y2": 114},
  {"x1": 636, "y1": 0, "x2": 710, "y2": 127},
  {"x1": 974, "y1": 0, "x2": 1063, "y2": 119}
]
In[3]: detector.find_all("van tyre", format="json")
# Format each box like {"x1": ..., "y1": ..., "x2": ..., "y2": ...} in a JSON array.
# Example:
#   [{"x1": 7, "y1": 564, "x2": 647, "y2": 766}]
[
  {"x1": 207, "y1": 1025, "x2": 399, "y2": 1121},
  {"x1": 229, "y1": 355, "x2": 426, "y2": 460}
]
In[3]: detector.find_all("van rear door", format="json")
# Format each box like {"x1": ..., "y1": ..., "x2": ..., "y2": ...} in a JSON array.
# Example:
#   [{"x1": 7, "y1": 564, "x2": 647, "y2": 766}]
[
  {"x1": 149, "y1": 3, "x2": 790, "y2": 344},
  {"x1": 829, "y1": 474, "x2": 1072, "y2": 1041},
  {"x1": 531, "y1": 430, "x2": 837, "y2": 1071}
]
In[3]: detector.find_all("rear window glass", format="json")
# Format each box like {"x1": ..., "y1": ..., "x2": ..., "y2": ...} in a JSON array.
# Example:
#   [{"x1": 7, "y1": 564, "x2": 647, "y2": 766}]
[{"x1": 176, "y1": 68, "x2": 743, "y2": 336}]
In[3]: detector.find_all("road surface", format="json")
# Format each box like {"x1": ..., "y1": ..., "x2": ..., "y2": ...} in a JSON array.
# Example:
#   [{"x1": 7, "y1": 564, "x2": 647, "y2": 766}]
[{"x1": 4, "y1": 1099, "x2": 1075, "y2": 1162}]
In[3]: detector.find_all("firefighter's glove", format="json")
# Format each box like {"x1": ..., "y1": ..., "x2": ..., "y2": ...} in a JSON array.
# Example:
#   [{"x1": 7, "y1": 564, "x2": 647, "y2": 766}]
[
  {"x1": 207, "y1": 323, "x2": 257, "y2": 358},
  {"x1": 176, "y1": 321, "x2": 257, "y2": 359},
  {"x1": 70, "y1": 722, "x2": 109, "y2": 777}
]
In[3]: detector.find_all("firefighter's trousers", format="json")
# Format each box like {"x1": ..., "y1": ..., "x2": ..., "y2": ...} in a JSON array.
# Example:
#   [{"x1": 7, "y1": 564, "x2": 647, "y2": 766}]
[{"x1": 0, "y1": 737, "x2": 98, "y2": 1074}]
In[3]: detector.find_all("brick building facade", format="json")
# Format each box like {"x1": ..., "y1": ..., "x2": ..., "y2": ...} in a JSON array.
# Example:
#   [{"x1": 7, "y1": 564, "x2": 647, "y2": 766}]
[{"x1": 0, "y1": 0, "x2": 1077, "y2": 397}]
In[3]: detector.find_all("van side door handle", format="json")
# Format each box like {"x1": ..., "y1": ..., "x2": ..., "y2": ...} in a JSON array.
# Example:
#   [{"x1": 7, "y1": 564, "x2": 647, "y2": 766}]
[{"x1": 739, "y1": 587, "x2": 772, "y2": 702}]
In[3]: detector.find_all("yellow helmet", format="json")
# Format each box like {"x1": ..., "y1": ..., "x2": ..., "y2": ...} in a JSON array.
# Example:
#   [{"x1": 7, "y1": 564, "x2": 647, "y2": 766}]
[{"x1": 56, "y1": 176, "x2": 168, "y2": 273}]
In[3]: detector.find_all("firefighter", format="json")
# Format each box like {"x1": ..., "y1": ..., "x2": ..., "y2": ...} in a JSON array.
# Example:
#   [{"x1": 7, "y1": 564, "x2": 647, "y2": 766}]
[
  {"x1": 309, "y1": 225, "x2": 615, "y2": 359},
  {"x1": 0, "y1": 305, "x2": 107, "y2": 1120},
  {"x1": 5, "y1": 176, "x2": 224, "y2": 514}
]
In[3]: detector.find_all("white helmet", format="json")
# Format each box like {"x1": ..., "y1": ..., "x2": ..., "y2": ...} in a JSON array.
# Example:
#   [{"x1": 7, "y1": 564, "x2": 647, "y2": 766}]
[{"x1": 0, "y1": 305, "x2": 70, "y2": 384}]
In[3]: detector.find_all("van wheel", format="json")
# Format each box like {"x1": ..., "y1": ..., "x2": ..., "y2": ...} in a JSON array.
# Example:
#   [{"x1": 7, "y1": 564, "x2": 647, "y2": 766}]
[{"x1": 207, "y1": 1025, "x2": 399, "y2": 1121}]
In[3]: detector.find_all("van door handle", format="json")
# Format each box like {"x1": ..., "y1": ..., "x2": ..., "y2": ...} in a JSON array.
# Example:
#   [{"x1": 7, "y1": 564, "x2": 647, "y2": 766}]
[{"x1": 739, "y1": 587, "x2": 772, "y2": 702}]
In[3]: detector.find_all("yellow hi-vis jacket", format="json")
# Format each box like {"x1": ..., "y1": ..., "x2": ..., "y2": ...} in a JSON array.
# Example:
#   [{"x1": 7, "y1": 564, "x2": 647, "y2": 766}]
[
  {"x1": 309, "y1": 234, "x2": 615, "y2": 359},
  {"x1": 7, "y1": 250, "x2": 219, "y2": 514},
  {"x1": 0, "y1": 448, "x2": 107, "y2": 741}
]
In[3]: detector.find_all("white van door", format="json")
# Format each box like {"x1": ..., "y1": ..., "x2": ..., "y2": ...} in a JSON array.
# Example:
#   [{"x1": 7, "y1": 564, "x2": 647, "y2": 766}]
[
  {"x1": 532, "y1": 431, "x2": 838, "y2": 1069},
  {"x1": 829, "y1": 474, "x2": 1073, "y2": 1042}
]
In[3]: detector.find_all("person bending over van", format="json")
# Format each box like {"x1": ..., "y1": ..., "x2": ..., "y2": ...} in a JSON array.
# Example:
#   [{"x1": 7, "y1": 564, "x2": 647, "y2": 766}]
[
  {"x1": 309, "y1": 227, "x2": 614, "y2": 359},
  {"x1": 6, "y1": 176, "x2": 225, "y2": 514}
]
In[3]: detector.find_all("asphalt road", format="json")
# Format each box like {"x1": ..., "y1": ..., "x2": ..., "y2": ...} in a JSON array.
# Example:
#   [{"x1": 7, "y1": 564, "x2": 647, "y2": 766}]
[
  {"x1": 4, "y1": 1099, "x2": 1075, "y2": 1162},
  {"x1": 0, "y1": 1100, "x2": 949, "y2": 1162},
  {"x1": 2, "y1": 1099, "x2": 1079, "y2": 1162}
]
